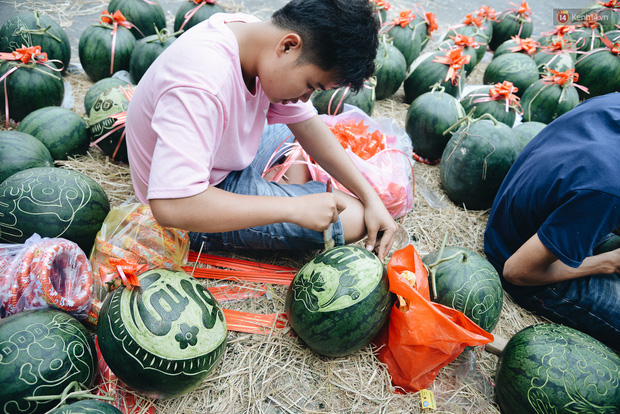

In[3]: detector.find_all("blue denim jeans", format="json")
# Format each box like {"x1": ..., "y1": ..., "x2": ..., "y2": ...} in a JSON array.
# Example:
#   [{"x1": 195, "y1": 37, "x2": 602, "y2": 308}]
[
  {"x1": 189, "y1": 123, "x2": 344, "y2": 252},
  {"x1": 504, "y1": 234, "x2": 620, "y2": 351}
]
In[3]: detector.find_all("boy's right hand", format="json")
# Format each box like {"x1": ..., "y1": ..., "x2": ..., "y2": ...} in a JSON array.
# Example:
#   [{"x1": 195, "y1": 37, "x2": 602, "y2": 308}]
[{"x1": 292, "y1": 193, "x2": 346, "y2": 232}]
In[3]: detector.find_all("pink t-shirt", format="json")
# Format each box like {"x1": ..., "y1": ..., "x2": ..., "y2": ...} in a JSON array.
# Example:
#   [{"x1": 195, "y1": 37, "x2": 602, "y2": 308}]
[{"x1": 125, "y1": 13, "x2": 316, "y2": 203}]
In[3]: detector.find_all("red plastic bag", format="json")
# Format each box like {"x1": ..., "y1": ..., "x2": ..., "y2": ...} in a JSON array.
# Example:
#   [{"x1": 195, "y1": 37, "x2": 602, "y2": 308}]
[{"x1": 375, "y1": 245, "x2": 494, "y2": 393}]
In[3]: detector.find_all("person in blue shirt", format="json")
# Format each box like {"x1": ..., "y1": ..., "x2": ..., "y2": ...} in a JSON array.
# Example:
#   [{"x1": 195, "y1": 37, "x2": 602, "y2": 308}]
[{"x1": 484, "y1": 93, "x2": 620, "y2": 350}]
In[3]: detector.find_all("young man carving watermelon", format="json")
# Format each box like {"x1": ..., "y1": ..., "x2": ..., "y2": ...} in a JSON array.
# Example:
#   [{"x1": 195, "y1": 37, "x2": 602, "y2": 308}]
[
  {"x1": 125, "y1": 0, "x2": 398, "y2": 260},
  {"x1": 484, "y1": 93, "x2": 620, "y2": 351}
]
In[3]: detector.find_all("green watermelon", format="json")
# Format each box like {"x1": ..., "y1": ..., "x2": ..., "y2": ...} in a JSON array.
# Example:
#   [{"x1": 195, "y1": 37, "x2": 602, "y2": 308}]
[
  {"x1": 439, "y1": 36, "x2": 480, "y2": 75},
  {"x1": 533, "y1": 50, "x2": 575, "y2": 75},
  {"x1": 174, "y1": 0, "x2": 225, "y2": 33},
  {"x1": 460, "y1": 84, "x2": 519, "y2": 127},
  {"x1": 373, "y1": 39, "x2": 407, "y2": 100},
  {"x1": 108, "y1": 0, "x2": 167, "y2": 38},
  {"x1": 572, "y1": 5, "x2": 620, "y2": 33},
  {"x1": 285, "y1": 245, "x2": 394, "y2": 357},
  {"x1": 83, "y1": 77, "x2": 133, "y2": 116},
  {"x1": 493, "y1": 36, "x2": 539, "y2": 59},
  {"x1": 0, "y1": 167, "x2": 110, "y2": 254},
  {"x1": 567, "y1": 25, "x2": 602, "y2": 52},
  {"x1": 489, "y1": 6, "x2": 534, "y2": 51},
  {"x1": 403, "y1": 50, "x2": 466, "y2": 104},
  {"x1": 444, "y1": 23, "x2": 490, "y2": 64},
  {"x1": 440, "y1": 118, "x2": 521, "y2": 210},
  {"x1": 495, "y1": 323, "x2": 620, "y2": 414},
  {"x1": 422, "y1": 246, "x2": 503, "y2": 333},
  {"x1": 483, "y1": 52, "x2": 539, "y2": 97},
  {"x1": 47, "y1": 400, "x2": 122, "y2": 414},
  {"x1": 0, "y1": 12, "x2": 71, "y2": 72},
  {"x1": 574, "y1": 42, "x2": 620, "y2": 99},
  {"x1": 78, "y1": 16, "x2": 137, "y2": 82},
  {"x1": 310, "y1": 79, "x2": 375, "y2": 116},
  {"x1": 0, "y1": 130, "x2": 53, "y2": 183},
  {"x1": 0, "y1": 309, "x2": 97, "y2": 414},
  {"x1": 520, "y1": 78, "x2": 580, "y2": 124},
  {"x1": 17, "y1": 107, "x2": 89, "y2": 160},
  {"x1": 513, "y1": 121, "x2": 546, "y2": 151},
  {"x1": 0, "y1": 58, "x2": 64, "y2": 122},
  {"x1": 88, "y1": 84, "x2": 133, "y2": 163},
  {"x1": 405, "y1": 88, "x2": 465, "y2": 161},
  {"x1": 97, "y1": 269, "x2": 228, "y2": 399},
  {"x1": 386, "y1": 13, "x2": 424, "y2": 67},
  {"x1": 130, "y1": 28, "x2": 179, "y2": 84}
]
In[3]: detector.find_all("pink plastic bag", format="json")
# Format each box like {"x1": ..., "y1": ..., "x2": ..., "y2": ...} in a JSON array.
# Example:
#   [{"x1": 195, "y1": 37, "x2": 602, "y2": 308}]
[{"x1": 264, "y1": 105, "x2": 414, "y2": 218}]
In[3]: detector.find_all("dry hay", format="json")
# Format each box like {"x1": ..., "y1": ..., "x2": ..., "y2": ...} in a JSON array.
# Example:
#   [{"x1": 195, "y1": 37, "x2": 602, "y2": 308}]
[{"x1": 2, "y1": 0, "x2": 548, "y2": 413}]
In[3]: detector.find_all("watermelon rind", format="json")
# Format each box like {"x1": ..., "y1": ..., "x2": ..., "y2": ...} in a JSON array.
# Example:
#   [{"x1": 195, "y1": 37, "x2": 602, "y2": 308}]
[
  {"x1": 0, "y1": 166, "x2": 110, "y2": 254},
  {"x1": 17, "y1": 107, "x2": 89, "y2": 160},
  {"x1": 285, "y1": 246, "x2": 394, "y2": 357},
  {"x1": 78, "y1": 24, "x2": 137, "y2": 82},
  {"x1": 575, "y1": 49, "x2": 620, "y2": 99},
  {"x1": 0, "y1": 12, "x2": 71, "y2": 73},
  {"x1": 97, "y1": 269, "x2": 228, "y2": 399},
  {"x1": 373, "y1": 40, "x2": 407, "y2": 100},
  {"x1": 84, "y1": 77, "x2": 133, "y2": 116},
  {"x1": 495, "y1": 323, "x2": 620, "y2": 414},
  {"x1": 440, "y1": 118, "x2": 521, "y2": 210},
  {"x1": 310, "y1": 79, "x2": 375, "y2": 116},
  {"x1": 404, "y1": 51, "x2": 464, "y2": 104},
  {"x1": 405, "y1": 89, "x2": 465, "y2": 160},
  {"x1": 174, "y1": 1, "x2": 225, "y2": 33},
  {"x1": 460, "y1": 85, "x2": 517, "y2": 128},
  {"x1": 0, "y1": 309, "x2": 97, "y2": 414},
  {"x1": 88, "y1": 85, "x2": 132, "y2": 163},
  {"x1": 421, "y1": 246, "x2": 503, "y2": 333},
  {"x1": 0, "y1": 60, "x2": 64, "y2": 122},
  {"x1": 520, "y1": 80, "x2": 580, "y2": 124},
  {"x1": 483, "y1": 53, "x2": 539, "y2": 98},
  {"x1": 513, "y1": 121, "x2": 546, "y2": 151},
  {"x1": 489, "y1": 9, "x2": 534, "y2": 51},
  {"x1": 108, "y1": 0, "x2": 167, "y2": 38},
  {"x1": 0, "y1": 130, "x2": 54, "y2": 184},
  {"x1": 47, "y1": 399, "x2": 123, "y2": 414},
  {"x1": 129, "y1": 30, "x2": 177, "y2": 84}
]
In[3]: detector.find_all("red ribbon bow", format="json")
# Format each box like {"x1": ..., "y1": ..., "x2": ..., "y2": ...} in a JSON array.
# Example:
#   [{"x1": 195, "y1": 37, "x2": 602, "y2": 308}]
[
  {"x1": 108, "y1": 257, "x2": 148, "y2": 287},
  {"x1": 371, "y1": 0, "x2": 391, "y2": 11},
  {"x1": 601, "y1": 34, "x2": 620, "y2": 54},
  {"x1": 451, "y1": 33, "x2": 479, "y2": 49},
  {"x1": 508, "y1": 35, "x2": 539, "y2": 55},
  {"x1": 392, "y1": 9, "x2": 416, "y2": 28},
  {"x1": 191, "y1": 0, "x2": 217, "y2": 4},
  {"x1": 599, "y1": 0, "x2": 620, "y2": 8},
  {"x1": 0, "y1": 45, "x2": 48, "y2": 64},
  {"x1": 485, "y1": 81, "x2": 521, "y2": 112},
  {"x1": 477, "y1": 5, "x2": 496, "y2": 20},
  {"x1": 541, "y1": 68, "x2": 589, "y2": 94},
  {"x1": 425, "y1": 12, "x2": 438, "y2": 35},
  {"x1": 432, "y1": 48, "x2": 471, "y2": 85},
  {"x1": 512, "y1": 1, "x2": 532, "y2": 19},
  {"x1": 463, "y1": 13, "x2": 483, "y2": 27}
]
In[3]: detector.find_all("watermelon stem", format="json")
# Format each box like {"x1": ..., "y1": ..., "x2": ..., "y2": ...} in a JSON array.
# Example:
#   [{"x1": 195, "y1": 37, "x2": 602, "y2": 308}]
[
  {"x1": 443, "y1": 107, "x2": 476, "y2": 136},
  {"x1": 24, "y1": 381, "x2": 115, "y2": 405},
  {"x1": 426, "y1": 231, "x2": 457, "y2": 299},
  {"x1": 147, "y1": 25, "x2": 184, "y2": 43}
]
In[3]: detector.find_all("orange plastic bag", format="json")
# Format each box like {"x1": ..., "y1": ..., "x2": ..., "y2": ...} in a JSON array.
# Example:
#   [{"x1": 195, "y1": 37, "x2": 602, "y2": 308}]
[{"x1": 375, "y1": 245, "x2": 494, "y2": 393}]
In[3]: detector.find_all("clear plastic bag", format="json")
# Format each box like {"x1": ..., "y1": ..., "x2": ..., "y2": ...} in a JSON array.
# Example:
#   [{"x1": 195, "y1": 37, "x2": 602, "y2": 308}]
[
  {"x1": 0, "y1": 234, "x2": 94, "y2": 320},
  {"x1": 89, "y1": 203, "x2": 190, "y2": 302}
]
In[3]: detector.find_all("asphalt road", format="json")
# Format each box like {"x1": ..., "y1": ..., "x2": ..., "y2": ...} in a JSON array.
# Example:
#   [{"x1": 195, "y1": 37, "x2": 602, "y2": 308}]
[{"x1": 0, "y1": 0, "x2": 593, "y2": 65}]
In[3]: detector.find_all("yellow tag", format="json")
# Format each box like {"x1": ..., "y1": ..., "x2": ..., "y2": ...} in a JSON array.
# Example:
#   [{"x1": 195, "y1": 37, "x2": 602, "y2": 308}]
[{"x1": 420, "y1": 389, "x2": 436, "y2": 410}]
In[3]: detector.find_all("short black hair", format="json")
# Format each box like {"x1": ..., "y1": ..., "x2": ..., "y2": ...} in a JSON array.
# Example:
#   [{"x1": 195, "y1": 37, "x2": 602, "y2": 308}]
[{"x1": 272, "y1": 0, "x2": 379, "y2": 92}]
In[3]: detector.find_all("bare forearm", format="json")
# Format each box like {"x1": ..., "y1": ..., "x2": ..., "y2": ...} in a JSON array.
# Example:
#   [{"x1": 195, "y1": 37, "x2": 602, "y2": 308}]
[
  {"x1": 150, "y1": 185, "x2": 341, "y2": 234},
  {"x1": 150, "y1": 187, "x2": 298, "y2": 233},
  {"x1": 504, "y1": 234, "x2": 620, "y2": 286}
]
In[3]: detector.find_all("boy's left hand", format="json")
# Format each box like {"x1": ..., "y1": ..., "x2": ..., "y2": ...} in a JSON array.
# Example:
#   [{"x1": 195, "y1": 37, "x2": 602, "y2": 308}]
[{"x1": 363, "y1": 199, "x2": 398, "y2": 261}]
